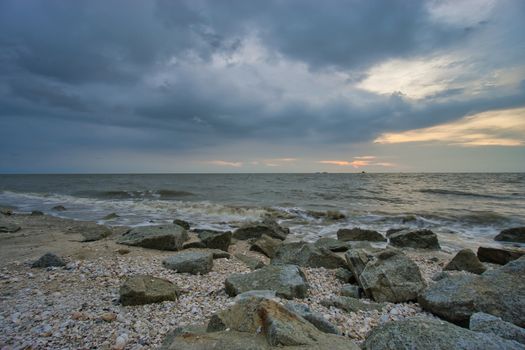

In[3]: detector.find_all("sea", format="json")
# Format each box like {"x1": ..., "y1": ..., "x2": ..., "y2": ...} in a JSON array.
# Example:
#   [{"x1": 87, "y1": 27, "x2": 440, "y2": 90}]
[{"x1": 1, "y1": 173, "x2": 524, "y2": 250}]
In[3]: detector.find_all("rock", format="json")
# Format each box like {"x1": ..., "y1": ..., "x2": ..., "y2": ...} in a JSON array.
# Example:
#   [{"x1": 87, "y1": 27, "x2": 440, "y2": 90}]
[
  {"x1": 250, "y1": 234, "x2": 282, "y2": 258},
  {"x1": 234, "y1": 253, "x2": 266, "y2": 270},
  {"x1": 470, "y1": 312, "x2": 525, "y2": 345},
  {"x1": 208, "y1": 249, "x2": 231, "y2": 259},
  {"x1": 314, "y1": 237, "x2": 351, "y2": 252},
  {"x1": 444, "y1": 249, "x2": 486, "y2": 274},
  {"x1": 102, "y1": 212, "x2": 119, "y2": 220},
  {"x1": 337, "y1": 228, "x2": 386, "y2": 242},
  {"x1": 173, "y1": 219, "x2": 190, "y2": 230},
  {"x1": 495, "y1": 227, "x2": 525, "y2": 243},
  {"x1": 117, "y1": 224, "x2": 189, "y2": 250},
  {"x1": 363, "y1": 317, "x2": 524, "y2": 350},
  {"x1": 31, "y1": 253, "x2": 66, "y2": 268},
  {"x1": 419, "y1": 257, "x2": 525, "y2": 327},
  {"x1": 389, "y1": 229, "x2": 441, "y2": 249},
  {"x1": 234, "y1": 290, "x2": 277, "y2": 302},
  {"x1": 0, "y1": 221, "x2": 21, "y2": 233},
  {"x1": 334, "y1": 267, "x2": 355, "y2": 284},
  {"x1": 79, "y1": 223, "x2": 112, "y2": 242},
  {"x1": 52, "y1": 205, "x2": 66, "y2": 211},
  {"x1": 477, "y1": 246, "x2": 524, "y2": 265},
  {"x1": 196, "y1": 230, "x2": 232, "y2": 251},
  {"x1": 385, "y1": 227, "x2": 408, "y2": 237},
  {"x1": 309, "y1": 210, "x2": 346, "y2": 221},
  {"x1": 100, "y1": 312, "x2": 117, "y2": 322},
  {"x1": 161, "y1": 330, "x2": 269, "y2": 350},
  {"x1": 344, "y1": 249, "x2": 373, "y2": 279},
  {"x1": 284, "y1": 302, "x2": 340, "y2": 334},
  {"x1": 233, "y1": 219, "x2": 289, "y2": 240},
  {"x1": 182, "y1": 239, "x2": 206, "y2": 249},
  {"x1": 163, "y1": 251, "x2": 214, "y2": 274},
  {"x1": 225, "y1": 264, "x2": 309, "y2": 299},
  {"x1": 116, "y1": 248, "x2": 130, "y2": 255},
  {"x1": 271, "y1": 242, "x2": 346, "y2": 269},
  {"x1": 320, "y1": 296, "x2": 384, "y2": 313},
  {"x1": 0, "y1": 207, "x2": 13, "y2": 216},
  {"x1": 31, "y1": 210, "x2": 44, "y2": 216},
  {"x1": 119, "y1": 275, "x2": 179, "y2": 306},
  {"x1": 358, "y1": 250, "x2": 426, "y2": 302},
  {"x1": 340, "y1": 284, "x2": 360, "y2": 298}
]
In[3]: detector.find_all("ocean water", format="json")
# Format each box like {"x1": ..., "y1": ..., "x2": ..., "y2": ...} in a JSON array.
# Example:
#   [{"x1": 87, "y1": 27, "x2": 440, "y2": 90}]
[{"x1": 1, "y1": 173, "x2": 524, "y2": 250}]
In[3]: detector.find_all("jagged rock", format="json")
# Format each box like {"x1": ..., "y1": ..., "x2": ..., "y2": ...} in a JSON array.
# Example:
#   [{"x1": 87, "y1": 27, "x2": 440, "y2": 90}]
[
  {"x1": 79, "y1": 223, "x2": 112, "y2": 242},
  {"x1": 225, "y1": 265, "x2": 309, "y2": 299},
  {"x1": 0, "y1": 221, "x2": 21, "y2": 233},
  {"x1": 444, "y1": 249, "x2": 486, "y2": 274},
  {"x1": 173, "y1": 219, "x2": 190, "y2": 230},
  {"x1": 337, "y1": 228, "x2": 386, "y2": 242},
  {"x1": 344, "y1": 249, "x2": 373, "y2": 279},
  {"x1": 234, "y1": 253, "x2": 266, "y2": 270},
  {"x1": 163, "y1": 251, "x2": 213, "y2": 274},
  {"x1": 495, "y1": 227, "x2": 525, "y2": 243},
  {"x1": 52, "y1": 205, "x2": 66, "y2": 211},
  {"x1": 470, "y1": 312, "x2": 525, "y2": 345},
  {"x1": 31, "y1": 252, "x2": 66, "y2": 268},
  {"x1": 389, "y1": 229, "x2": 441, "y2": 249},
  {"x1": 119, "y1": 275, "x2": 179, "y2": 306},
  {"x1": 363, "y1": 318, "x2": 524, "y2": 350},
  {"x1": 271, "y1": 242, "x2": 346, "y2": 269},
  {"x1": 334, "y1": 267, "x2": 355, "y2": 284},
  {"x1": 208, "y1": 249, "x2": 231, "y2": 259},
  {"x1": 284, "y1": 302, "x2": 340, "y2": 334},
  {"x1": 31, "y1": 210, "x2": 44, "y2": 216},
  {"x1": 196, "y1": 230, "x2": 232, "y2": 251},
  {"x1": 233, "y1": 219, "x2": 289, "y2": 240},
  {"x1": 117, "y1": 224, "x2": 188, "y2": 250},
  {"x1": 477, "y1": 246, "x2": 524, "y2": 265},
  {"x1": 320, "y1": 296, "x2": 384, "y2": 313},
  {"x1": 250, "y1": 234, "x2": 282, "y2": 258},
  {"x1": 102, "y1": 212, "x2": 119, "y2": 220},
  {"x1": 358, "y1": 250, "x2": 425, "y2": 302},
  {"x1": 419, "y1": 257, "x2": 525, "y2": 327},
  {"x1": 314, "y1": 237, "x2": 351, "y2": 252},
  {"x1": 340, "y1": 284, "x2": 360, "y2": 298}
]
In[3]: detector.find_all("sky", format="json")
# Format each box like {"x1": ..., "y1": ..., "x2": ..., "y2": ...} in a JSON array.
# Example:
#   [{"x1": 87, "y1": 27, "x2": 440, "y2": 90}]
[{"x1": 0, "y1": 0, "x2": 524, "y2": 173}]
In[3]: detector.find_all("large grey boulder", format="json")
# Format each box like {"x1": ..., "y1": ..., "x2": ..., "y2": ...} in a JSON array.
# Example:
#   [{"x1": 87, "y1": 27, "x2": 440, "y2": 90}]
[
  {"x1": 233, "y1": 219, "x2": 289, "y2": 240},
  {"x1": 31, "y1": 252, "x2": 66, "y2": 268},
  {"x1": 163, "y1": 251, "x2": 214, "y2": 274},
  {"x1": 117, "y1": 224, "x2": 189, "y2": 250},
  {"x1": 225, "y1": 265, "x2": 309, "y2": 299},
  {"x1": 314, "y1": 237, "x2": 351, "y2": 252},
  {"x1": 363, "y1": 318, "x2": 524, "y2": 350},
  {"x1": 234, "y1": 253, "x2": 266, "y2": 270},
  {"x1": 344, "y1": 249, "x2": 374, "y2": 279},
  {"x1": 271, "y1": 241, "x2": 346, "y2": 269},
  {"x1": 419, "y1": 257, "x2": 525, "y2": 327},
  {"x1": 495, "y1": 227, "x2": 525, "y2": 243},
  {"x1": 120, "y1": 275, "x2": 179, "y2": 306},
  {"x1": 320, "y1": 296, "x2": 385, "y2": 313},
  {"x1": 284, "y1": 302, "x2": 340, "y2": 335},
  {"x1": 444, "y1": 248, "x2": 486, "y2": 274},
  {"x1": 337, "y1": 228, "x2": 386, "y2": 242},
  {"x1": 0, "y1": 221, "x2": 21, "y2": 233},
  {"x1": 196, "y1": 229, "x2": 232, "y2": 252},
  {"x1": 470, "y1": 312, "x2": 525, "y2": 345},
  {"x1": 477, "y1": 246, "x2": 524, "y2": 265},
  {"x1": 78, "y1": 223, "x2": 112, "y2": 242},
  {"x1": 358, "y1": 250, "x2": 426, "y2": 302},
  {"x1": 389, "y1": 229, "x2": 441, "y2": 249},
  {"x1": 250, "y1": 234, "x2": 282, "y2": 258}
]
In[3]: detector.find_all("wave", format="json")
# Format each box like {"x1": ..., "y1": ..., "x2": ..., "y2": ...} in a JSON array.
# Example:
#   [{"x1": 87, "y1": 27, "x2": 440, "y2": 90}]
[
  {"x1": 418, "y1": 188, "x2": 500, "y2": 199},
  {"x1": 74, "y1": 189, "x2": 195, "y2": 200}
]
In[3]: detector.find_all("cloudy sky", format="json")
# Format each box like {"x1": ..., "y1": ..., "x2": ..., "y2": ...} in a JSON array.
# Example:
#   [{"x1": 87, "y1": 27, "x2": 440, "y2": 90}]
[{"x1": 1, "y1": 0, "x2": 524, "y2": 173}]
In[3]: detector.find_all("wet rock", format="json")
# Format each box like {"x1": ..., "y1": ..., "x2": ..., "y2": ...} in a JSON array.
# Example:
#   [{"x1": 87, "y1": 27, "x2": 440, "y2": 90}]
[
  {"x1": 271, "y1": 241, "x2": 346, "y2": 269},
  {"x1": 340, "y1": 284, "x2": 360, "y2": 298},
  {"x1": 196, "y1": 229, "x2": 232, "y2": 252},
  {"x1": 0, "y1": 221, "x2": 21, "y2": 233},
  {"x1": 320, "y1": 296, "x2": 384, "y2": 313},
  {"x1": 233, "y1": 219, "x2": 289, "y2": 240},
  {"x1": 495, "y1": 227, "x2": 525, "y2": 243},
  {"x1": 389, "y1": 229, "x2": 441, "y2": 249},
  {"x1": 163, "y1": 251, "x2": 214, "y2": 274},
  {"x1": 225, "y1": 264, "x2": 309, "y2": 299},
  {"x1": 363, "y1": 317, "x2": 524, "y2": 350},
  {"x1": 444, "y1": 249, "x2": 486, "y2": 274},
  {"x1": 117, "y1": 224, "x2": 189, "y2": 250},
  {"x1": 31, "y1": 252, "x2": 66, "y2": 268},
  {"x1": 234, "y1": 253, "x2": 266, "y2": 270},
  {"x1": 470, "y1": 312, "x2": 525, "y2": 345},
  {"x1": 385, "y1": 227, "x2": 408, "y2": 237},
  {"x1": 173, "y1": 219, "x2": 190, "y2": 230},
  {"x1": 334, "y1": 267, "x2": 355, "y2": 284},
  {"x1": 250, "y1": 234, "x2": 282, "y2": 258},
  {"x1": 419, "y1": 257, "x2": 525, "y2": 327},
  {"x1": 284, "y1": 302, "x2": 340, "y2": 334},
  {"x1": 52, "y1": 205, "x2": 66, "y2": 211},
  {"x1": 314, "y1": 237, "x2": 351, "y2": 252},
  {"x1": 31, "y1": 210, "x2": 44, "y2": 216},
  {"x1": 337, "y1": 228, "x2": 386, "y2": 242},
  {"x1": 102, "y1": 212, "x2": 119, "y2": 220},
  {"x1": 477, "y1": 246, "x2": 524, "y2": 265},
  {"x1": 120, "y1": 275, "x2": 179, "y2": 306}
]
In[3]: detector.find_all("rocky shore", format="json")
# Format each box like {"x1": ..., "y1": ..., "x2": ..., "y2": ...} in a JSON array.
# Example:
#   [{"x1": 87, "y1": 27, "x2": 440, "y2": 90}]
[{"x1": 1, "y1": 207, "x2": 524, "y2": 349}]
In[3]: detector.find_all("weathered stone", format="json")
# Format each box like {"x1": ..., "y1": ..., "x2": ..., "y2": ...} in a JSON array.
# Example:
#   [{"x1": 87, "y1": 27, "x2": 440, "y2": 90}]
[
  {"x1": 385, "y1": 227, "x2": 408, "y2": 237},
  {"x1": 470, "y1": 312, "x2": 525, "y2": 345},
  {"x1": 163, "y1": 251, "x2": 214, "y2": 274},
  {"x1": 389, "y1": 229, "x2": 441, "y2": 249},
  {"x1": 444, "y1": 249, "x2": 486, "y2": 274},
  {"x1": 161, "y1": 330, "x2": 269, "y2": 350},
  {"x1": 495, "y1": 227, "x2": 525, "y2": 243},
  {"x1": 0, "y1": 221, "x2": 21, "y2": 233},
  {"x1": 314, "y1": 237, "x2": 351, "y2": 252},
  {"x1": 419, "y1": 257, "x2": 525, "y2": 327},
  {"x1": 284, "y1": 302, "x2": 340, "y2": 334},
  {"x1": 233, "y1": 290, "x2": 277, "y2": 302},
  {"x1": 173, "y1": 219, "x2": 190, "y2": 230},
  {"x1": 344, "y1": 249, "x2": 373, "y2": 279},
  {"x1": 233, "y1": 219, "x2": 289, "y2": 240},
  {"x1": 196, "y1": 230, "x2": 232, "y2": 252},
  {"x1": 234, "y1": 253, "x2": 266, "y2": 270},
  {"x1": 208, "y1": 249, "x2": 231, "y2": 259},
  {"x1": 225, "y1": 265, "x2": 308, "y2": 299},
  {"x1": 334, "y1": 267, "x2": 355, "y2": 284},
  {"x1": 31, "y1": 252, "x2": 66, "y2": 268},
  {"x1": 320, "y1": 296, "x2": 384, "y2": 313},
  {"x1": 79, "y1": 223, "x2": 112, "y2": 242},
  {"x1": 363, "y1": 318, "x2": 524, "y2": 350},
  {"x1": 120, "y1": 275, "x2": 179, "y2": 306},
  {"x1": 337, "y1": 228, "x2": 386, "y2": 242},
  {"x1": 340, "y1": 284, "x2": 361, "y2": 298},
  {"x1": 0, "y1": 207, "x2": 13, "y2": 216},
  {"x1": 271, "y1": 242, "x2": 346, "y2": 269},
  {"x1": 250, "y1": 234, "x2": 282, "y2": 258},
  {"x1": 182, "y1": 239, "x2": 206, "y2": 249},
  {"x1": 52, "y1": 205, "x2": 66, "y2": 211},
  {"x1": 477, "y1": 246, "x2": 524, "y2": 265},
  {"x1": 117, "y1": 224, "x2": 189, "y2": 250},
  {"x1": 31, "y1": 210, "x2": 44, "y2": 216}
]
